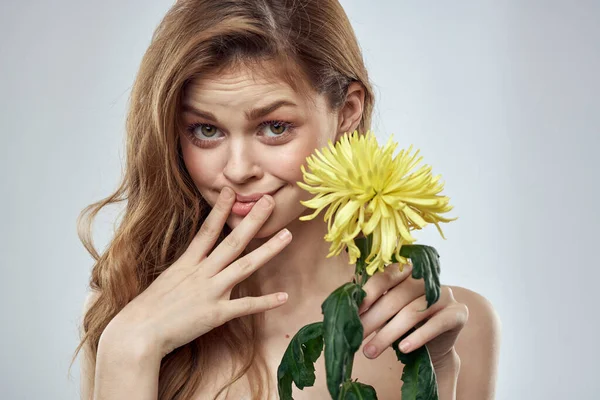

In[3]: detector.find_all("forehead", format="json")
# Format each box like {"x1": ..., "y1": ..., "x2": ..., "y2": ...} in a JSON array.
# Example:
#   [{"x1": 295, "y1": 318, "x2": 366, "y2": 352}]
[
  {"x1": 186, "y1": 68, "x2": 291, "y2": 99},
  {"x1": 183, "y1": 61, "x2": 326, "y2": 112}
]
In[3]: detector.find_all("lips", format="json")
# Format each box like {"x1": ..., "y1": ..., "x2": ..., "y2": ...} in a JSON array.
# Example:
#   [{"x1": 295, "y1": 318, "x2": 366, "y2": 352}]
[{"x1": 235, "y1": 187, "x2": 281, "y2": 202}]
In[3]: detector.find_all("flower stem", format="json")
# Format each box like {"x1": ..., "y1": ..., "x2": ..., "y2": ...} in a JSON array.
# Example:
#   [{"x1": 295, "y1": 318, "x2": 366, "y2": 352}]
[
  {"x1": 359, "y1": 271, "x2": 369, "y2": 288},
  {"x1": 344, "y1": 354, "x2": 354, "y2": 382},
  {"x1": 339, "y1": 355, "x2": 355, "y2": 400}
]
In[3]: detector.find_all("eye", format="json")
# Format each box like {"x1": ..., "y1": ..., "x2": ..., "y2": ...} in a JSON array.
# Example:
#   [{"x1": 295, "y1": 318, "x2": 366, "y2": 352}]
[
  {"x1": 259, "y1": 120, "x2": 293, "y2": 138},
  {"x1": 184, "y1": 120, "x2": 296, "y2": 148},
  {"x1": 188, "y1": 123, "x2": 222, "y2": 140}
]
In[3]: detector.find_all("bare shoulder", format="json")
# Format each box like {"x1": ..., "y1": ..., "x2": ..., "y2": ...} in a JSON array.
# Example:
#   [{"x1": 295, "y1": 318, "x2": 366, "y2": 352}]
[
  {"x1": 447, "y1": 285, "x2": 502, "y2": 338},
  {"x1": 448, "y1": 285, "x2": 498, "y2": 314},
  {"x1": 448, "y1": 285, "x2": 502, "y2": 400},
  {"x1": 80, "y1": 289, "x2": 102, "y2": 400}
]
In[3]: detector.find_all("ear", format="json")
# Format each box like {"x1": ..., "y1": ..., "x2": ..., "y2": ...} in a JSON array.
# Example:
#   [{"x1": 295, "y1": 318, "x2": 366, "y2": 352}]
[{"x1": 336, "y1": 81, "x2": 365, "y2": 141}]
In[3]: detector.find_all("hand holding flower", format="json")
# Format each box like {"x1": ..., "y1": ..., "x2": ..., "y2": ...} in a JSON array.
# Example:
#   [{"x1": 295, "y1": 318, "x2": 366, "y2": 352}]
[{"x1": 358, "y1": 262, "x2": 469, "y2": 365}]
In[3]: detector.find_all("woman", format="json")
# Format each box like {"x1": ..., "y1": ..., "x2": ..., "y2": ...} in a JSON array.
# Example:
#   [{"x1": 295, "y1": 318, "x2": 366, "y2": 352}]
[{"x1": 72, "y1": 0, "x2": 501, "y2": 399}]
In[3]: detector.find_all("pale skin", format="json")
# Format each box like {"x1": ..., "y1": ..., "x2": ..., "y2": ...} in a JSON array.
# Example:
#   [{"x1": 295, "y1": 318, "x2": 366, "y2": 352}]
[
  {"x1": 177, "y1": 62, "x2": 501, "y2": 399},
  {"x1": 82, "y1": 62, "x2": 501, "y2": 400}
]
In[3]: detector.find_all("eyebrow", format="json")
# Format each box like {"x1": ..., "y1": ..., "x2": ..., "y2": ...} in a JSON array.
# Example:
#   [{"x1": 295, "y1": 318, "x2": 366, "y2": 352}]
[{"x1": 182, "y1": 99, "x2": 298, "y2": 122}]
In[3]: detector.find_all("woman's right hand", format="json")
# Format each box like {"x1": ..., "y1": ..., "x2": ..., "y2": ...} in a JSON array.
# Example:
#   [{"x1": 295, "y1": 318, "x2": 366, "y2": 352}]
[{"x1": 103, "y1": 186, "x2": 292, "y2": 359}]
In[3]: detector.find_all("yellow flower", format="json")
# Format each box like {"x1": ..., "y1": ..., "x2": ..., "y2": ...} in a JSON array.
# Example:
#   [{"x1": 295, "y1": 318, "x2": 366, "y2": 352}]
[{"x1": 297, "y1": 130, "x2": 457, "y2": 276}]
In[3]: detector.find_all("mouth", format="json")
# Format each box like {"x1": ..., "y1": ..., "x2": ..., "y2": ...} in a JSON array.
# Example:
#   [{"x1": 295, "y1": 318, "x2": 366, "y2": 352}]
[
  {"x1": 235, "y1": 187, "x2": 282, "y2": 202},
  {"x1": 230, "y1": 186, "x2": 283, "y2": 217}
]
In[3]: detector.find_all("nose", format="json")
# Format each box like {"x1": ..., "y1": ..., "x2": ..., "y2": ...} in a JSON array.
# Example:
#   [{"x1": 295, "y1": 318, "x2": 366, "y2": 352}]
[{"x1": 222, "y1": 137, "x2": 263, "y2": 183}]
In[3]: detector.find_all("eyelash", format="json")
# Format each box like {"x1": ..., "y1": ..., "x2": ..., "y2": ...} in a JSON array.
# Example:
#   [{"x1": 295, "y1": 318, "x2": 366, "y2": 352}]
[{"x1": 184, "y1": 120, "x2": 296, "y2": 148}]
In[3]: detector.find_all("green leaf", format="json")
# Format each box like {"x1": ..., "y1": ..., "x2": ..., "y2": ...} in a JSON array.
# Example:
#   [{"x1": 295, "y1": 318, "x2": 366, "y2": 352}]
[
  {"x1": 339, "y1": 380, "x2": 378, "y2": 400},
  {"x1": 321, "y1": 282, "x2": 367, "y2": 399},
  {"x1": 395, "y1": 244, "x2": 442, "y2": 309},
  {"x1": 277, "y1": 321, "x2": 324, "y2": 400},
  {"x1": 392, "y1": 328, "x2": 439, "y2": 400}
]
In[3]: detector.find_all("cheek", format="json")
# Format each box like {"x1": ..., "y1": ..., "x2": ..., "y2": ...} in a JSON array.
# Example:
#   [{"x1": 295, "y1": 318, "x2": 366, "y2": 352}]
[
  {"x1": 271, "y1": 136, "x2": 321, "y2": 179},
  {"x1": 271, "y1": 149, "x2": 309, "y2": 181},
  {"x1": 268, "y1": 142, "x2": 320, "y2": 212},
  {"x1": 180, "y1": 140, "x2": 220, "y2": 188}
]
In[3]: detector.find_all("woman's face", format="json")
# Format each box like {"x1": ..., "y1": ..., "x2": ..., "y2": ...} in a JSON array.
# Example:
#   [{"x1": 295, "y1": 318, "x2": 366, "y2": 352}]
[{"x1": 179, "y1": 64, "x2": 339, "y2": 238}]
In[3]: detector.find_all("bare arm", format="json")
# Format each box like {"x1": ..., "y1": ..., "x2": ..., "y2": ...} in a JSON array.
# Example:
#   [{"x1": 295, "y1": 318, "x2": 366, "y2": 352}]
[
  {"x1": 79, "y1": 290, "x2": 100, "y2": 400},
  {"x1": 92, "y1": 326, "x2": 162, "y2": 400},
  {"x1": 450, "y1": 286, "x2": 502, "y2": 400},
  {"x1": 433, "y1": 349, "x2": 461, "y2": 400},
  {"x1": 79, "y1": 290, "x2": 162, "y2": 400}
]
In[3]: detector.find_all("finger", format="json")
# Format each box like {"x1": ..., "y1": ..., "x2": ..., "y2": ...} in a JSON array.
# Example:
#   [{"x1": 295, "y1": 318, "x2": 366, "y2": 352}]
[
  {"x1": 390, "y1": 303, "x2": 469, "y2": 356},
  {"x1": 180, "y1": 187, "x2": 235, "y2": 265},
  {"x1": 357, "y1": 262, "x2": 412, "y2": 315},
  {"x1": 362, "y1": 291, "x2": 452, "y2": 359},
  {"x1": 223, "y1": 291, "x2": 289, "y2": 320},
  {"x1": 360, "y1": 275, "x2": 425, "y2": 340},
  {"x1": 204, "y1": 194, "x2": 274, "y2": 276},
  {"x1": 215, "y1": 228, "x2": 293, "y2": 290}
]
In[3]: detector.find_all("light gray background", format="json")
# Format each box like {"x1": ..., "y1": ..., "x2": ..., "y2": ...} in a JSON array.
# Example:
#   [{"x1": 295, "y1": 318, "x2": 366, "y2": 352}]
[{"x1": 1, "y1": 1, "x2": 598, "y2": 399}]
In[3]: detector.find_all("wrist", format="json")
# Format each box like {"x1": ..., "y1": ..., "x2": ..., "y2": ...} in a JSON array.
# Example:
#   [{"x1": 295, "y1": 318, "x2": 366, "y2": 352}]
[{"x1": 100, "y1": 320, "x2": 163, "y2": 363}]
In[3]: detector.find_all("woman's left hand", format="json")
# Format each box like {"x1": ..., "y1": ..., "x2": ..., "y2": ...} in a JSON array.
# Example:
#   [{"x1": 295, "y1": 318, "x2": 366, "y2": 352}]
[{"x1": 357, "y1": 262, "x2": 469, "y2": 366}]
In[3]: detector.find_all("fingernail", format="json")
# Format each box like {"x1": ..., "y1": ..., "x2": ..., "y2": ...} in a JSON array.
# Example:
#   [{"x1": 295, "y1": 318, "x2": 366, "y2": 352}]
[
  {"x1": 222, "y1": 187, "x2": 233, "y2": 199},
  {"x1": 364, "y1": 344, "x2": 377, "y2": 358},
  {"x1": 277, "y1": 293, "x2": 288, "y2": 302},
  {"x1": 258, "y1": 196, "x2": 272, "y2": 208},
  {"x1": 399, "y1": 341, "x2": 410, "y2": 352},
  {"x1": 278, "y1": 228, "x2": 291, "y2": 240}
]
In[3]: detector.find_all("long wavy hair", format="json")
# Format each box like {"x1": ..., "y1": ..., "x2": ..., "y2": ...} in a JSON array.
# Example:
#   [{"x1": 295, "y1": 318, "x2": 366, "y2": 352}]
[{"x1": 69, "y1": 0, "x2": 375, "y2": 398}]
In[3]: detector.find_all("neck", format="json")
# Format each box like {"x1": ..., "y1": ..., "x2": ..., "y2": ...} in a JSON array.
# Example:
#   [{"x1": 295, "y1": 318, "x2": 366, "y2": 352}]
[{"x1": 244, "y1": 215, "x2": 356, "y2": 339}]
